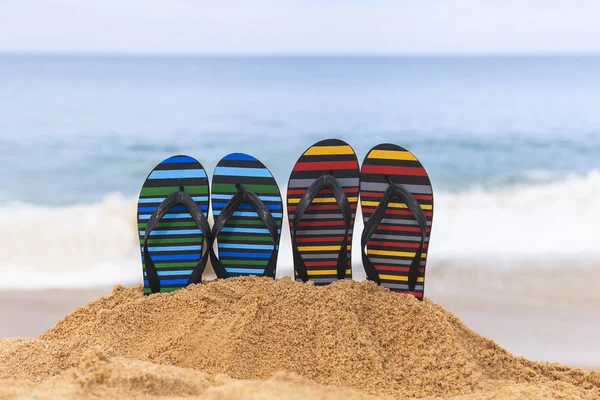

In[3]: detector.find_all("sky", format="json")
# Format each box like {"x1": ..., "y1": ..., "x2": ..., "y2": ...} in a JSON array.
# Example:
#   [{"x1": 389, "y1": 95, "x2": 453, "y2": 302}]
[{"x1": 1, "y1": 0, "x2": 599, "y2": 55}]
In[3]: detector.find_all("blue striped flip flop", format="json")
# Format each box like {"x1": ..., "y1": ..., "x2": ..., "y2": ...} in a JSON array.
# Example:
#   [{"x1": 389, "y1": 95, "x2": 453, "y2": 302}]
[
  {"x1": 137, "y1": 155, "x2": 211, "y2": 295},
  {"x1": 209, "y1": 153, "x2": 283, "y2": 278}
]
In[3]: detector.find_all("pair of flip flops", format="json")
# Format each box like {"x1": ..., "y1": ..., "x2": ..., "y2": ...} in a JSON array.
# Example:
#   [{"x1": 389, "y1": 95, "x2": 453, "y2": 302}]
[
  {"x1": 137, "y1": 139, "x2": 433, "y2": 299},
  {"x1": 288, "y1": 139, "x2": 433, "y2": 299},
  {"x1": 137, "y1": 154, "x2": 283, "y2": 295}
]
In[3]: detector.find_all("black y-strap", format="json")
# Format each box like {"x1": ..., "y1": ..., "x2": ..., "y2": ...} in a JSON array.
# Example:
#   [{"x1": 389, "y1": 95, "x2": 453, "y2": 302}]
[
  {"x1": 291, "y1": 174, "x2": 352, "y2": 282},
  {"x1": 361, "y1": 180, "x2": 427, "y2": 291},
  {"x1": 143, "y1": 190, "x2": 212, "y2": 294},
  {"x1": 209, "y1": 184, "x2": 280, "y2": 279}
]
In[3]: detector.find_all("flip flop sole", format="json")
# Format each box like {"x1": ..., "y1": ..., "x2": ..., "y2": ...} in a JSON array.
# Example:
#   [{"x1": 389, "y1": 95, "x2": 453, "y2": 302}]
[
  {"x1": 211, "y1": 153, "x2": 283, "y2": 277},
  {"x1": 137, "y1": 155, "x2": 209, "y2": 295},
  {"x1": 287, "y1": 139, "x2": 360, "y2": 284},
  {"x1": 360, "y1": 144, "x2": 434, "y2": 298}
]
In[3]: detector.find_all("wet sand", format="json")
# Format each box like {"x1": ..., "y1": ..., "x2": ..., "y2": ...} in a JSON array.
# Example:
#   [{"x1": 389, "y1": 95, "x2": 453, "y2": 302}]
[{"x1": 0, "y1": 287, "x2": 112, "y2": 338}]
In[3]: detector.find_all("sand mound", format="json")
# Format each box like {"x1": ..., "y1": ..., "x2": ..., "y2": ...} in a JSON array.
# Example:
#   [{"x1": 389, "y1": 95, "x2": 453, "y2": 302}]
[
  {"x1": 1, "y1": 277, "x2": 599, "y2": 399},
  {"x1": 0, "y1": 347, "x2": 375, "y2": 399}
]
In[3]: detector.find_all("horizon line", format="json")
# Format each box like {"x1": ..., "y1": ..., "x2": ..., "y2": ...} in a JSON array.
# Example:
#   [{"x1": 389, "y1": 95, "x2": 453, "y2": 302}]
[{"x1": 1, "y1": 50, "x2": 600, "y2": 58}]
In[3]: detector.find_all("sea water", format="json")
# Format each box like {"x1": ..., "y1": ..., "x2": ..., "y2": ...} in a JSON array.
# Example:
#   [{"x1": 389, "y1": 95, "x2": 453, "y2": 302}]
[{"x1": 1, "y1": 55, "x2": 599, "y2": 289}]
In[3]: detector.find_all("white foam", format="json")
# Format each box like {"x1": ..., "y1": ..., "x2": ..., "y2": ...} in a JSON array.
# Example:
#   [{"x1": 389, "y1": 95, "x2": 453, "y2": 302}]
[
  {"x1": 0, "y1": 193, "x2": 141, "y2": 289},
  {"x1": 429, "y1": 170, "x2": 600, "y2": 264},
  {"x1": 0, "y1": 172, "x2": 599, "y2": 290}
]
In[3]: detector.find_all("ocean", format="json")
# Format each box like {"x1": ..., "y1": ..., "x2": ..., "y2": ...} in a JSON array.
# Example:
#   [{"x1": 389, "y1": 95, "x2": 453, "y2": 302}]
[{"x1": 1, "y1": 55, "x2": 599, "y2": 290}]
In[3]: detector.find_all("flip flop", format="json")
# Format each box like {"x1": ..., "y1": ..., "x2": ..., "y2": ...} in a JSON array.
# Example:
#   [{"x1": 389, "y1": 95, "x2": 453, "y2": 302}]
[
  {"x1": 287, "y1": 139, "x2": 360, "y2": 285},
  {"x1": 360, "y1": 144, "x2": 434, "y2": 299},
  {"x1": 210, "y1": 153, "x2": 283, "y2": 278},
  {"x1": 137, "y1": 155, "x2": 211, "y2": 295}
]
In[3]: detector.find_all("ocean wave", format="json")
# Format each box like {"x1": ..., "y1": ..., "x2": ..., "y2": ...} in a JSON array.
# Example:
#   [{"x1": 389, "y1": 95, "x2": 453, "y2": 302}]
[
  {"x1": 0, "y1": 193, "x2": 141, "y2": 289},
  {"x1": 0, "y1": 172, "x2": 599, "y2": 290}
]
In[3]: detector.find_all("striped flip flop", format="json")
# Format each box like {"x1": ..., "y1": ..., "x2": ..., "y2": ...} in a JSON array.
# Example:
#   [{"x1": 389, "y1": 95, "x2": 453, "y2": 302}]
[
  {"x1": 137, "y1": 155, "x2": 211, "y2": 295},
  {"x1": 287, "y1": 139, "x2": 360, "y2": 285},
  {"x1": 210, "y1": 153, "x2": 283, "y2": 278},
  {"x1": 360, "y1": 144, "x2": 434, "y2": 299}
]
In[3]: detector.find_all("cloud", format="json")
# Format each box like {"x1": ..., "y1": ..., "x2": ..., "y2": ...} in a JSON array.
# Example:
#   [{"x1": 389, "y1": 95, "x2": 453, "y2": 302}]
[{"x1": 0, "y1": 0, "x2": 599, "y2": 54}]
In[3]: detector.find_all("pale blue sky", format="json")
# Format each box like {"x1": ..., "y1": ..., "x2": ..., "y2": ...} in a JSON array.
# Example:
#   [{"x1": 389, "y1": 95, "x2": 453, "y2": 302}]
[{"x1": 1, "y1": 0, "x2": 599, "y2": 55}]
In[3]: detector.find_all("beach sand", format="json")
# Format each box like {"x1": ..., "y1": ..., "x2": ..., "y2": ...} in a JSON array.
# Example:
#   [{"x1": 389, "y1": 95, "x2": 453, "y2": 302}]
[
  {"x1": 3, "y1": 281, "x2": 598, "y2": 369},
  {"x1": 1, "y1": 277, "x2": 598, "y2": 399}
]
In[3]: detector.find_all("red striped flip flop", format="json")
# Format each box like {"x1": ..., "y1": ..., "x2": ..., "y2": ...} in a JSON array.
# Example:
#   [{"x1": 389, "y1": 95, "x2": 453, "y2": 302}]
[
  {"x1": 360, "y1": 143, "x2": 434, "y2": 299},
  {"x1": 287, "y1": 139, "x2": 360, "y2": 285}
]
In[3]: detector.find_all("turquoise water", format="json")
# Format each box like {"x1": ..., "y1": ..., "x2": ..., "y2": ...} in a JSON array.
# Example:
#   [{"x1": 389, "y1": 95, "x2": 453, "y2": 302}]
[{"x1": 1, "y1": 55, "x2": 599, "y2": 205}]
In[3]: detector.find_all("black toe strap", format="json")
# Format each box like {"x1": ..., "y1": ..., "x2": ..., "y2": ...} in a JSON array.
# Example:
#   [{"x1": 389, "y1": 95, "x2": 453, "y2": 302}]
[
  {"x1": 209, "y1": 184, "x2": 280, "y2": 278},
  {"x1": 361, "y1": 181, "x2": 427, "y2": 291},
  {"x1": 291, "y1": 174, "x2": 352, "y2": 282},
  {"x1": 143, "y1": 190, "x2": 212, "y2": 294}
]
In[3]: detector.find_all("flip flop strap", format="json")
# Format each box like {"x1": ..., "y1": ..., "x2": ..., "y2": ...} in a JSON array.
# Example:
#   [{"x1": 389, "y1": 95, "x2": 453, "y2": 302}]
[
  {"x1": 291, "y1": 174, "x2": 352, "y2": 282},
  {"x1": 143, "y1": 190, "x2": 212, "y2": 294},
  {"x1": 210, "y1": 184, "x2": 280, "y2": 279},
  {"x1": 361, "y1": 182, "x2": 427, "y2": 291}
]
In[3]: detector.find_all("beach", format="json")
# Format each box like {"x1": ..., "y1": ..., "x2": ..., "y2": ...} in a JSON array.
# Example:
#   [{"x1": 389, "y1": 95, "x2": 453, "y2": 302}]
[
  {"x1": 1, "y1": 277, "x2": 598, "y2": 399},
  {"x1": 1, "y1": 55, "x2": 599, "y2": 398}
]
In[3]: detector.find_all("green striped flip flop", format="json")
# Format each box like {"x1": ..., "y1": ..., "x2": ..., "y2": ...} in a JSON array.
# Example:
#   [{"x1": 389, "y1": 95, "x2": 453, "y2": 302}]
[
  {"x1": 360, "y1": 144, "x2": 434, "y2": 299},
  {"x1": 287, "y1": 139, "x2": 360, "y2": 285},
  {"x1": 209, "y1": 153, "x2": 283, "y2": 278},
  {"x1": 137, "y1": 155, "x2": 211, "y2": 295}
]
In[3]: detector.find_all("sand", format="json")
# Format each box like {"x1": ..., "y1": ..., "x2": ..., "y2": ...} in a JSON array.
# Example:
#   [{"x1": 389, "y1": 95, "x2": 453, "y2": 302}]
[
  {"x1": 1, "y1": 277, "x2": 598, "y2": 399},
  {"x1": 3, "y1": 272, "x2": 600, "y2": 369}
]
